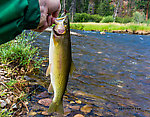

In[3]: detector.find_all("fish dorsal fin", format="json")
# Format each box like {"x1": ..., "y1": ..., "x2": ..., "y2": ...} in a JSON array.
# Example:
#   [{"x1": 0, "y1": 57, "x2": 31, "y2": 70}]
[
  {"x1": 70, "y1": 61, "x2": 75, "y2": 75},
  {"x1": 46, "y1": 64, "x2": 51, "y2": 76}
]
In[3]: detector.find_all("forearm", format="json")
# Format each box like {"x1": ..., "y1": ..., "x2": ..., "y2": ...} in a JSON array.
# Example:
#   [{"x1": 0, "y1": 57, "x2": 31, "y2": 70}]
[{"x1": 0, "y1": 0, "x2": 40, "y2": 45}]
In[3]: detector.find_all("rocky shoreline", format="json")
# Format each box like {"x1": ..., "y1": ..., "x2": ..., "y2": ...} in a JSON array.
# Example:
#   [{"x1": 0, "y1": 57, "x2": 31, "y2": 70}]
[
  {"x1": 0, "y1": 64, "x2": 102, "y2": 117},
  {"x1": 111, "y1": 30, "x2": 150, "y2": 35}
]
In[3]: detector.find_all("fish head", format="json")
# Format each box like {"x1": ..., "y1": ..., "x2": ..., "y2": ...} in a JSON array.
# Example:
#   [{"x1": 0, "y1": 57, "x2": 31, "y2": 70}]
[{"x1": 53, "y1": 15, "x2": 69, "y2": 38}]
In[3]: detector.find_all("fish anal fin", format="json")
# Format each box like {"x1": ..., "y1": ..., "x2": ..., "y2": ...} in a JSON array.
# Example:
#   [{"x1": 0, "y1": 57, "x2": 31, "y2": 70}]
[
  {"x1": 46, "y1": 64, "x2": 51, "y2": 76},
  {"x1": 48, "y1": 83, "x2": 53, "y2": 93}
]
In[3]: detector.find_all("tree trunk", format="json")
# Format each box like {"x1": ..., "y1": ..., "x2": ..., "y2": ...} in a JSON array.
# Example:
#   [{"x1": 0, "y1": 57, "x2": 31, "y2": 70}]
[
  {"x1": 113, "y1": 0, "x2": 120, "y2": 22},
  {"x1": 146, "y1": 0, "x2": 150, "y2": 21},
  {"x1": 88, "y1": 0, "x2": 95, "y2": 14},
  {"x1": 69, "y1": 0, "x2": 76, "y2": 22}
]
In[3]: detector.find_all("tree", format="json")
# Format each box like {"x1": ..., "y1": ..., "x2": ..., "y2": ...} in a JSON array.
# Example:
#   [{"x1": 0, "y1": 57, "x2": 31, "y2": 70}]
[{"x1": 146, "y1": 0, "x2": 150, "y2": 20}]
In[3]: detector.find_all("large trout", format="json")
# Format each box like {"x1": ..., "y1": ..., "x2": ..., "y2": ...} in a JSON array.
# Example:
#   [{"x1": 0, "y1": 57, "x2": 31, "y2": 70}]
[{"x1": 46, "y1": 15, "x2": 74, "y2": 114}]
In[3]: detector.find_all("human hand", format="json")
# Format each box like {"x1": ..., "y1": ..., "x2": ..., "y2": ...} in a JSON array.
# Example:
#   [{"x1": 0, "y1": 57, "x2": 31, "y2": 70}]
[{"x1": 34, "y1": 0, "x2": 61, "y2": 32}]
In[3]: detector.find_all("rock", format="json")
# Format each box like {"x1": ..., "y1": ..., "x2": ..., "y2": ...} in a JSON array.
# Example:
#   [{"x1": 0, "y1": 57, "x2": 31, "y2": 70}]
[
  {"x1": 38, "y1": 98, "x2": 52, "y2": 106},
  {"x1": 41, "y1": 111, "x2": 49, "y2": 115},
  {"x1": 11, "y1": 103, "x2": 18, "y2": 109},
  {"x1": 0, "y1": 100, "x2": 7, "y2": 108},
  {"x1": 28, "y1": 111, "x2": 37, "y2": 116},
  {"x1": 36, "y1": 91, "x2": 50, "y2": 98},
  {"x1": 64, "y1": 108, "x2": 71, "y2": 116},
  {"x1": 70, "y1": 101, "x2": 75, "y2": 104},
  {"x1": 100, "y1": 32, "x2": 105, "y2": 35},
  {"x1": 5, "y1": 98, "x2": 11, "y2": 105},
  {"x1": 80, "y1": 105, "x2": 92, "y2": 113},
  {"x1": 74, "y1": 114, "x2": 84, "y2": 117},
  {"x1": 75, "y1": 100, "x2": 82, "y2": 104},
  {"x1": 69, "y1": 105, "x2": 80, "y2": 110}
]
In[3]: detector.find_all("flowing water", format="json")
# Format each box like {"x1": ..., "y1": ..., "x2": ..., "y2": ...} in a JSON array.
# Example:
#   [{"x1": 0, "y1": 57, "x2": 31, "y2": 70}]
[{"x1": 29, "y1": 30, "x2": 150, "y2": 116}]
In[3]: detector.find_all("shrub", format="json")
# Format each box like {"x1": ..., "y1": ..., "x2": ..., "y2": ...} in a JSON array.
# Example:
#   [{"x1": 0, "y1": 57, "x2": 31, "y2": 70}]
[
  {"x1": 73, "y1": 13, "x2": 103, "y2": 23},
  {"x1": 101, "y1": 16, "x2": 114, "y2": 23},
  {"x1": 90, "y1": 14, "x2": 103, "y2": 23},
  {"x1": 115, "y1": 17, "x2": 133, "y2": 23},
  {"x1": 0, "y1": 31, "x2": 45, "y2": 74},
  {"x1": 133, "y1": 11, "x2": 145, "y2": 23},
  {"x1": 74, "y1": 13, "x2": 90, "y2": 22}
]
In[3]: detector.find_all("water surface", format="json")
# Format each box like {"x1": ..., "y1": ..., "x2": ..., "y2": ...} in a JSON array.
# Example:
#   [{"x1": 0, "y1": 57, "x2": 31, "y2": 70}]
[{"x1": 32, "y1": 30, "x2": 150, "y2": 116}]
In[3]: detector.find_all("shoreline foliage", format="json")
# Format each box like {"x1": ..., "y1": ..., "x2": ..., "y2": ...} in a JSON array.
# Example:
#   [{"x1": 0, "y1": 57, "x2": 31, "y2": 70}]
[{"x1": 0, "y1": 31, "x2": 45, "y2": 75}]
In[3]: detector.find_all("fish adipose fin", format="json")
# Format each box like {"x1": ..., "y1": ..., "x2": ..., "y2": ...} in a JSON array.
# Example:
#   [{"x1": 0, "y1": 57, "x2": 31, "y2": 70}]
[
  {"x1": 48, "y1": 83, "x2": 53, "y2": 93},
  {"x1": 48, "y1": 100, "x2": 64, "y2": 114},
  {"x1": 46, "y1": 64, "x2": 51, "y2": 76}
]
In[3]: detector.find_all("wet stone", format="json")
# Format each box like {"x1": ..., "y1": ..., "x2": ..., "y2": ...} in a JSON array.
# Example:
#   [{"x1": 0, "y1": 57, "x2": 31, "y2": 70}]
[
  {"x1": 38, "y1": 98, "x2": 52, "y2": 106},
  {"x1": 75, "y1": 100, "x2": 82, "y2": 104},
  {"x1": 36, "y1": 91, "x2": 50, "y2": 98},
  {"x1": 64, "y1": 108, "x2": 71, "y2": 116},
  {"x1": 80, "y1": 105, "x2": 92, "y2": 113},
  {"x1": 74, "y1": 114, "x2": 84, "y2": 117},
  {"x1": 28, "y1": 111, "x2": 37, "y2": 116},
  {"x1": 69, "y1": 105, "x2": 80, "y2": 110},
  {"x1": 0, "y1": 100, "x2": 7, "y2": 108},
  {"x1": 5, "y1": 98, "x2": 11, "y2": 105},
  {"x1": 41, "y1": 111, "x2": 49, "y2": 115}
]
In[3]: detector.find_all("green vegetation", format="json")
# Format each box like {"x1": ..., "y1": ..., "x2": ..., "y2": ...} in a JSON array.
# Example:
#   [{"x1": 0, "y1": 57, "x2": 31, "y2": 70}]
[
  {"x1": 0, "y1": 31, "x2": 45, "y2": 75},
  {"x1": 73, "y1": 13, "x2": 103, "y2": 23},
  {"x1": 70, "y1": 23, "x2": 150, "y2": 32}
]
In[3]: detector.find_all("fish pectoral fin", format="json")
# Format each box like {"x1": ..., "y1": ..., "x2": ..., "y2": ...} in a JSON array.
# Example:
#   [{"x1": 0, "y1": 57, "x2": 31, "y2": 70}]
[
  {"x1": 70, "y1": 61, "x2": 75, "y2": 75},
  {"x1": 53, "y1": 36, "x2": 58, "y2": 46},
  {"x1": 48, "y1": 83, "x2": 53, "y2": 93},
  {"x1": 46, "y1": 64, "x2": 51, "y2": 76}
]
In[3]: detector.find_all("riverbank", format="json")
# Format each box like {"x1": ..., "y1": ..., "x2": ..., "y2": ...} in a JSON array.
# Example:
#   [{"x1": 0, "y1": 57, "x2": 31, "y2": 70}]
[{"x1": 70, "y1": 22, "x2": 150, "y2": 35}]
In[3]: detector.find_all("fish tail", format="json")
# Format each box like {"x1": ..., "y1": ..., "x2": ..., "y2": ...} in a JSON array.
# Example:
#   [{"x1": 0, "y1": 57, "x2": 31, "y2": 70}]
[{"x1": 48, "y1": 100, "x2": 64, "y2": 114}]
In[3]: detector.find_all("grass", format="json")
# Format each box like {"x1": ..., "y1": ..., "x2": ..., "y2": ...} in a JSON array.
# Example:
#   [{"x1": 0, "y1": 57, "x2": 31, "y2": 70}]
[
  {"x1": 70, "y1": 22, "x2": 150, "y2": 32},
  {"x1": 0, "y1": 31, "x2": 45, "y2": 75}
]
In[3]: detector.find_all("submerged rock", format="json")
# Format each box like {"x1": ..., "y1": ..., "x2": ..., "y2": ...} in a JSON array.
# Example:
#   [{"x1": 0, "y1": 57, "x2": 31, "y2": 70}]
[
  {"x1": 80, "y1": 105, "x2": 92, "y2": 113},
  {"x1": 38, "y1": 98, "x2": 52, "y2": 106}
]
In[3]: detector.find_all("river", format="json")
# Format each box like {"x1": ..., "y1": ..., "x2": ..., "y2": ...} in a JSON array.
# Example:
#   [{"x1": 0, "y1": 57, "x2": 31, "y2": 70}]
[{"x1": 28, "y1": 30, "x2": 150, "y2": 116}]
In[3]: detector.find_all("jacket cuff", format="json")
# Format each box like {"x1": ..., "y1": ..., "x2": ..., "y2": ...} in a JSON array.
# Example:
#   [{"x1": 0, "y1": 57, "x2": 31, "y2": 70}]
[{"x1": 23, "y1": 0, "x2": 40, "y2": 29}]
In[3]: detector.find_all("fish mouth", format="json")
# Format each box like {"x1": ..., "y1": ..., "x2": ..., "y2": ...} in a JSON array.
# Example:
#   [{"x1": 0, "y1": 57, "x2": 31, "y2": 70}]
[{"x1": 53, "y1": 26, "x2": 66, "y2": 36}]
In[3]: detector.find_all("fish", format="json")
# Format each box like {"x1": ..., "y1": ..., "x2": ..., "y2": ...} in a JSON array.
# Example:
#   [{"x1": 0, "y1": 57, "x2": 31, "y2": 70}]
[{"x1": 46, "y1": 15, "x2": 74, "y2": 114}]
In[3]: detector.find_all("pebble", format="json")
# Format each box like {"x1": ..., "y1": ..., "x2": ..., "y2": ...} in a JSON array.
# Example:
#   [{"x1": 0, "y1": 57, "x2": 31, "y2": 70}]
[
  {"x1": 0, "y1": 100, "x2": 7, "y2": 108},
  {"x1": 70, "y1": 101, "x2": 75, "y2": 104},
  {"x1": 74, "y1": 114, "x2": 84, "y2": 117},
  {"x1": 75, "y1": 100, "x2": 82, "y2": 104},
  {"x1": 80, "y1": 105, "x2": 92, "y2": 113},
  {"x1": 64, "y1": 108, "x2": 71, "y2": 116},
  {"x1": 41, "y1": 111, "x2": 49, "y2": 115},
  {"x1": 38, "y1": 98, "x2": 52, "y2": 106},
  {"x1": 28, "y1": 111, "x2": 37, "y2": 116},
  {"x1": 36, "y1": 91, "x2": 50, "y2": 98},
  {"x1": 69, "y1": 105, "x2": 80, "y2": 110},
  {"x1": 5, "y1": 98, "x2": 11, "y2": 105}
]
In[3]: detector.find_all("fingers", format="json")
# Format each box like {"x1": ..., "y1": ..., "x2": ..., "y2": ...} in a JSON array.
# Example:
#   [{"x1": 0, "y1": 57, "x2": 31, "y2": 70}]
[
  {"x1": 52, "y1": 4, "x2": 61, "y2": 18},
  {"x1": 34, "y1": 0, "x2": 61, "y2": 32}
]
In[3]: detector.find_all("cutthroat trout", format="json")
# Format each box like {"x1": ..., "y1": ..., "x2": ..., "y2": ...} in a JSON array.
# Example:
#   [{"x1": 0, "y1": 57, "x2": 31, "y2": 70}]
[{"x1": 46, "y1": 15, "x2": 74, "y2": 114}]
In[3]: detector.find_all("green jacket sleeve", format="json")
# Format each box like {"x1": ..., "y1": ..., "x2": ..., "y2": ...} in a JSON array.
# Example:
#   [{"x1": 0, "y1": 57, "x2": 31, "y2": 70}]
[{"x1": 0, "y1": 0, "x2": 40, "y2": 45}]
